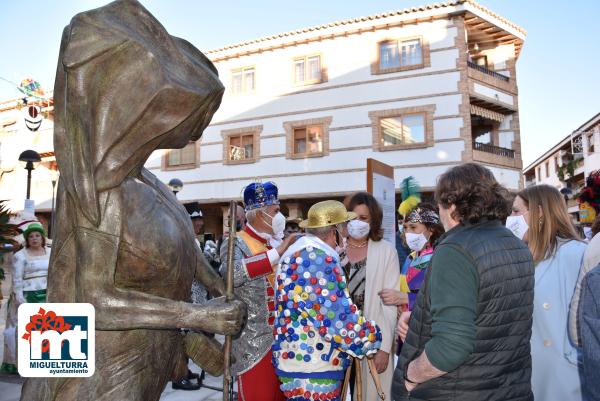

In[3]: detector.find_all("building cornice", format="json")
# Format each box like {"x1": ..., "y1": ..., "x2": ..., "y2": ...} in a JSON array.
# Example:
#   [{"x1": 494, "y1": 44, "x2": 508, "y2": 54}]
[{"x1": 205, "y1": 0, "x2": 525, "y2": 62}]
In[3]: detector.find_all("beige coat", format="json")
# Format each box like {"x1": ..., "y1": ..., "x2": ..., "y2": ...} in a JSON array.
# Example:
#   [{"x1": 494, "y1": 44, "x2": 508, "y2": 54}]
[{"x1": 357, "y1": 239, "x2": 400, "y2": 401}]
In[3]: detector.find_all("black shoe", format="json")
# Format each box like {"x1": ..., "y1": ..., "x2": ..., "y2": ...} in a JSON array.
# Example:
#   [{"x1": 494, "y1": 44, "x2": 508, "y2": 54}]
[
  {"x1": 171, "y1": 378, "x2": 201, "y2": 391},
  {"x1": 187, "y1": 370, "x2": 200, "y2": 381}
]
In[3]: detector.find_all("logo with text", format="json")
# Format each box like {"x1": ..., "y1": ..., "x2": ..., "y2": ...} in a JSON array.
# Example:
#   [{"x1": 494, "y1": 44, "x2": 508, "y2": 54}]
[{"x1": 18, "y1": 303, "x2": 95, "y2": 377}]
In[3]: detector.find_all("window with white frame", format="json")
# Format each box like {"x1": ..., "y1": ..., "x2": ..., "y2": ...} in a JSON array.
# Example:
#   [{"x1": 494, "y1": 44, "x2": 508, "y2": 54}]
[
  {"x1": 231, "y1": 67, "x2": 255, "y2": 94},
  {"x1": 380, "y1": 114, "x2": 426, "y2": 147},
  {"x1": 294, "y1": 55, "x2": 322, "y2": 85},
  {"x1": 379, "y1": 38, "x2": 423, "y2": 71},
  {"x1": 369, "y1": 105, "x2": 434, "y2": 151}
]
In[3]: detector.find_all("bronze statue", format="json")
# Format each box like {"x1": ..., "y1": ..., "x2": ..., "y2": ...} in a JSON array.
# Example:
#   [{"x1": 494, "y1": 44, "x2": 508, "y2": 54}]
[{"x1": 20, "y1": 0, "x2": 246, "y2": 400}]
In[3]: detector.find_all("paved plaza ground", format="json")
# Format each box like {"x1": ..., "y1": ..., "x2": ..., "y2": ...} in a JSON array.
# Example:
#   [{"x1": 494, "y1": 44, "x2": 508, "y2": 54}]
[{"x1": 0, "y1": 364, "x2": 229, "y2": 401}]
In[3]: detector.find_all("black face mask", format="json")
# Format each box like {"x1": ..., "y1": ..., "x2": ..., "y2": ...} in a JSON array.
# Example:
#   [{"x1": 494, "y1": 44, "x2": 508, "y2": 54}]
[{"x1": 335, "y1": 228, "x2": 341, "y2": 245}]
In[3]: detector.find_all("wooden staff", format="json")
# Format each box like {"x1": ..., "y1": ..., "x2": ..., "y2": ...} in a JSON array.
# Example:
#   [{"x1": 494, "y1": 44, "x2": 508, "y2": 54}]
[
  {"x1": 354, "y1": 358, "x2": 363, "y2": 401},
  {"x1": 367, "y1": 358, "x2": 386, "y2": 400},
  {"x1": 339, "y1": 358, "x2": 387, "y2": 401},
  {"x1": 341, "y1": 359, "x2": 353, "y2": 401},
  {"x1": 223, "y1": 200, "x2": 236, "y2": 401}
]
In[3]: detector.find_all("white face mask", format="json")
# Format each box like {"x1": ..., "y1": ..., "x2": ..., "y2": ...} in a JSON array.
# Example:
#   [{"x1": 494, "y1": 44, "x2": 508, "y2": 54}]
[
  {"x1": 398, "y1": 224, "x2": 404, "y2": 233},
  {"x1": 405, "y1": 232, "x2": 428, "y2": 252},
  {"x1": 506, "y1": 215, "x2": 528, "y2": 240},
  {"x1": 262, "y1": 210, "x2": 286, "y2": 240},
  {"x1": 583, "y1": 226, "x2": 593, "y2": 240},
  {"x1": 347, "y1": 219, "x2": 370, "y2": 239}
]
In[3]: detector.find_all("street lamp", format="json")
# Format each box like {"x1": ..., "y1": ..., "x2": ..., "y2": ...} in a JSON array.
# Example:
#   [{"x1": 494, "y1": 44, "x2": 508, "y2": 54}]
[
  {"x1": 18, "y1": 150, "x2": 41, "y2": 200},
  {"x1": 50, "y1": 169, "x2": 60, "y2": 238},
  {"x1": 168, "y1": 178, "x2": 183, "y2": 196}
]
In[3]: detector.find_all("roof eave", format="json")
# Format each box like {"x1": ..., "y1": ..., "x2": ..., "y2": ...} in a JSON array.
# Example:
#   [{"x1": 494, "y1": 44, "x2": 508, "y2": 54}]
[{"x1": 205, "y1": 0, "x2": 524, "y2": 60}]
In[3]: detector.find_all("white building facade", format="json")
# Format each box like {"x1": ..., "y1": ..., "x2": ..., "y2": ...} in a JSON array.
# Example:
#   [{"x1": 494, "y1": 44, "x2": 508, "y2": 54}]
[
  {"x1": 0, "y1": 1, "x2": 527, "y2": 240},
  {"x1": 147, "y1": 0, "x2": 527, "y2": 236},
  {"x1": 0, "y1": 96, "x2": 56, "y2": 225},
  {"x1": 523, "y1": 112, "x2": 600, "y2": 214}
]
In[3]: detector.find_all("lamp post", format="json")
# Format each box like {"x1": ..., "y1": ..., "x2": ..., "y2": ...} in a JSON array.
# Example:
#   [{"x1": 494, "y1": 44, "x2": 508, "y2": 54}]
[
  {"x1": 50, "y1": 169, "x2": 60, "y2": 238},
  {"x1": 18, "y1": 150, "x2": 41, "y2": 200},
  {"x1": 167, "y1": 178, "x2": 183, "y2": 197}
]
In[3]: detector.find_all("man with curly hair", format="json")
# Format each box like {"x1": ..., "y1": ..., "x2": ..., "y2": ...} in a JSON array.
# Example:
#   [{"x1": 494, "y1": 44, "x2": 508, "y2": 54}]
[{"x1": 392, "y1": 163, "x2": 535, "y2": 401}]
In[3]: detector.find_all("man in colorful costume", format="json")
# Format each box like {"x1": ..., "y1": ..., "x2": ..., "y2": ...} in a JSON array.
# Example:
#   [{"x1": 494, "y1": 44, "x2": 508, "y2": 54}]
[
  {"x1": 272, "y1": 200, "x2": 382, "y2": 401},
  {"x1": 220, "y1": 181, "x2": 299, "y2": 401}
]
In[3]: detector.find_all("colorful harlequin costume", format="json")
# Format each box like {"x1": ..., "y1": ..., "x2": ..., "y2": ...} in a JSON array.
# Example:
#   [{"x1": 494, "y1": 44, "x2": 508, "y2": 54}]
[
  {"x1": 220, "y1": 182, "x2": 285, "y2": 401},
  {"x1": 399, "y1": 246, "x2": 434, "y2": 312},
  {"x1": 398, "y1": 206, "x2": 440, "y2": 312},
  {"x1": 272, "y1": 201, "x2": 381, "y2": 401}
]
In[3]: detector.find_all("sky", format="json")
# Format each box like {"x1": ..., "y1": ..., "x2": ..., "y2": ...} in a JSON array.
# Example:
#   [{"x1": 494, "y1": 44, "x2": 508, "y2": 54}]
[{"x1": 1, "y1": 0, "x2": 599, "y2": 166}]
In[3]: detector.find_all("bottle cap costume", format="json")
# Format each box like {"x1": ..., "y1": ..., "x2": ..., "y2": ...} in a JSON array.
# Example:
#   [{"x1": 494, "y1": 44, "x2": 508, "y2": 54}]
[{"x1": 273, "y1": 201, "x2": 381, "y2": 401}]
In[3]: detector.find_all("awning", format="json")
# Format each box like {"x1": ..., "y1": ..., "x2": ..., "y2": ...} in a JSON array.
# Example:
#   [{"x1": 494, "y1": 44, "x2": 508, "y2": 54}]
[{"x1": 470, "y1": 104, "x2": 505, "y2": 123}]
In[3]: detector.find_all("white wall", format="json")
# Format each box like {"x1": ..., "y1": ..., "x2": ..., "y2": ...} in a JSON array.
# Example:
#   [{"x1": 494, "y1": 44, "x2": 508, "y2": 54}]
[
  {"x1": 473, "y1": 82, "x2": 514, "y2": 106},
  {"x1": 584, "y1": 127, "x2": 600, "y2": 177},
  {"x1": 145, "y1": 14, "x2": 523, "y2": 202},
  {"x1": 0, "y1": 107, "x2": 55, "y2": 212},
  {"x1": 532, "y1": 154, "x2": 564, "y2": 189}
]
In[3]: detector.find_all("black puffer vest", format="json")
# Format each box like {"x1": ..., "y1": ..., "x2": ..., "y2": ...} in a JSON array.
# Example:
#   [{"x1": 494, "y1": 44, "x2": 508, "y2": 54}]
[{"x1": 393, "y1": 220, "x2": 534, "y2": 401}]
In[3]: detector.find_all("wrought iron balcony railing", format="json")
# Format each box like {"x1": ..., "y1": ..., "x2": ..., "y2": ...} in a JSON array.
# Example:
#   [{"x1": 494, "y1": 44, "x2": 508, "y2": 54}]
[
  {"x1": 473, "y1": 141, "x2": 515, "y2": 158},
  {"x1": 468, "y1": 61, "x2": 510, "y2": 82}
]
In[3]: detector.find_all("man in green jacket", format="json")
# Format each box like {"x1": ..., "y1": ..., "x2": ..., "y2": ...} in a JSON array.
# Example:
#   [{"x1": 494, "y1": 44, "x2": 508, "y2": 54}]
[{"x1": 393, "y1": 163, "x2": 534, "y2": 401}]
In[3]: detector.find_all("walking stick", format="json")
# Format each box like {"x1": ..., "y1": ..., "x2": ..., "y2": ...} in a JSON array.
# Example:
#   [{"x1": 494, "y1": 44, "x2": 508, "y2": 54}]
[
  {"x1": 367, "y1": 358, "x2": 386, "y2": 400},
  {"x1": 341, "y1": 358, "x2": 353, "y2": 401},
  {"x1": 223, "y1": 200, "x2": 236, "y2": 401},
  {"x1": 354, "y1": 358, "x2": 363, "y2": 401}
]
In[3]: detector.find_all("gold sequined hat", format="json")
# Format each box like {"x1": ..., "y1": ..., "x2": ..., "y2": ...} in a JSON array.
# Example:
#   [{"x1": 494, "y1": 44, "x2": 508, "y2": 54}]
[{"x1": 299, "y1": 200, "x2": 357, "y2": 229}]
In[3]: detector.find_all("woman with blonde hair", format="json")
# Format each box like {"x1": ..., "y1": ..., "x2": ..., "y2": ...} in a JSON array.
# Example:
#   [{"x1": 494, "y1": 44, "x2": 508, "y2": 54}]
[{"x1": 507, "y1": 184, "x2": 586, "y2": 401}]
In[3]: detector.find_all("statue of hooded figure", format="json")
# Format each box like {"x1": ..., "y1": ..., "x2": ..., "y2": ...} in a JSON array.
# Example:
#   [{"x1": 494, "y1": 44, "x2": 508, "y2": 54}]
[{"x1": 20, "y1": 1, "x2": 246, "y2": 400}]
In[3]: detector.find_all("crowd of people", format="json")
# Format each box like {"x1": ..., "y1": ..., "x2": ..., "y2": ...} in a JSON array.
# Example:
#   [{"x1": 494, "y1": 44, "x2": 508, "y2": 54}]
[
  {"x1": 219, "y1": 162, "x2": 599, "y2": 401},
  {"x1": 1, "y1": 161, "x2": 599, "y2": 401}
]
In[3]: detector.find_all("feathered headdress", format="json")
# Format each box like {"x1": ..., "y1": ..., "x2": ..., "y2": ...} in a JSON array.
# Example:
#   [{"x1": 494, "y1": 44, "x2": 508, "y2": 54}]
[{"x1": 398, "y1": 176, "x2": 421, "y2": 218}]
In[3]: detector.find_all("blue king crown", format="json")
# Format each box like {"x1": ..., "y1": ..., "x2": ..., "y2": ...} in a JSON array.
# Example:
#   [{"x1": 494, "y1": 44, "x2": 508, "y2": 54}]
[{"x1": 243, "y1": 181, "x2": 279, "y2": 211}]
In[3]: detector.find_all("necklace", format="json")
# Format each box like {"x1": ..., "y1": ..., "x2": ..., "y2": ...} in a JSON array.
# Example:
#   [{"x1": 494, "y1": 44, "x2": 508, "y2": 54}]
[{"x1": 347, "y1": 240, "x2": 368, "y2": 248}]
